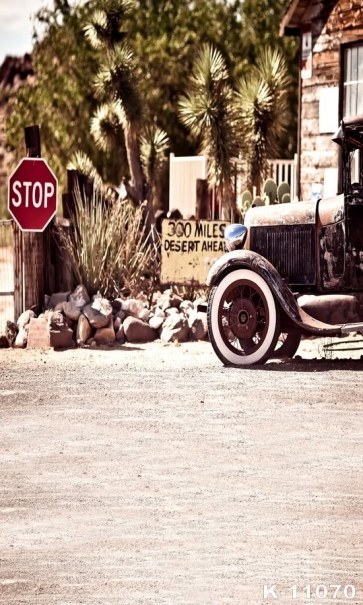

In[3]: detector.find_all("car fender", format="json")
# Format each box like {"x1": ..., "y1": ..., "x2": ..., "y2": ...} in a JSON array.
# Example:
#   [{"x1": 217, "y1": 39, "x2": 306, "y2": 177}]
[{"x1": 207, "y1": 250, "x2": 342, "y2": 336}]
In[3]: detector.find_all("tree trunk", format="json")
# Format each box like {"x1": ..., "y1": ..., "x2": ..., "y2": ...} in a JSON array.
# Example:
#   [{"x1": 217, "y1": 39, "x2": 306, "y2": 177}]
[{"x1": 124, "y1": 122, "x2": 145, "y2": 204}]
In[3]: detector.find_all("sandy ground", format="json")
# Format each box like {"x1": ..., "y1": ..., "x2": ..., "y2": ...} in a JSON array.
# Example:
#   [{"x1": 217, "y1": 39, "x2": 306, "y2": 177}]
[{"x1": 1, "y1": 339, "x2": 363, "y2": 605}]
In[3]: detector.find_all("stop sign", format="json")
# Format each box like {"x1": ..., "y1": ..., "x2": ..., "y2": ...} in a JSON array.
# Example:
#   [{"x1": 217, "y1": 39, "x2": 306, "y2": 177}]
[{"x1": 8, "y1": 158, "x2": 58, "y2": 232}]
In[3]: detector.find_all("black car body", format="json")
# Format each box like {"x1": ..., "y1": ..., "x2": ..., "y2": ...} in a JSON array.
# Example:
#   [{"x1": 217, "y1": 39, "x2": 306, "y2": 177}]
[{"x1": 206, "y1": 115, "x2": 363, "y2": 365}]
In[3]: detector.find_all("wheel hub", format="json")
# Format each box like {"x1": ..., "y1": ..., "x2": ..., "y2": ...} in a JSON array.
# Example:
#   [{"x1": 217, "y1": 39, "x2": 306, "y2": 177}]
[{"x1": 229, "y1": 298, "x2": 257, "y2": 339}]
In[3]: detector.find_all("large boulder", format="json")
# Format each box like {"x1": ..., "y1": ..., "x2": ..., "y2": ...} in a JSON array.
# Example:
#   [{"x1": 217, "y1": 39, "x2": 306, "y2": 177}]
[
  {"x1": 157, "y1": 289, "x2": 183, "y2": 312},
  {"x1": 5, "y1": 320, "x2": 18, "y2": 346},
  {"x1": 49, "y1": 312, "x2": 74, "y2": 348},
  {"x1": 82, "y1": 298, "x2": 112, "y2": 329},
  {"x1": 47, "y1": 291, "x2": 71, "y2": 310},
  {"x1": 17, "y1": 309, "x2": 36, "y2": 329},
  {"x1": 0, "y1": 334, "x2": 9, "y2": 348},
  {"x1": 123, "y1": 316, "x2": 158, "y2": 343},
  {"x1": 160, "y1": 313, "x2": 189, "y2": 343},
  {"x1": 76, "y1": 314, "x2": 93, "y2": 345},
  {"x1": 120, "y1": 298, "x2": 147, "y2": 319},
  {"x1": 63, "y1": 301, "x2": 81, "y2": 321},
  {"x1": 188, "y1": 310, "x2": 208, "y2": 341},
  {"x1": 93, "y1": 316, "x2": 115, "y2": 345},
  {"x1": 149, "y1": 315, "x2": 164, "y2": 330},
  {"x1": 69, "y1": 284, "x2": 90, "y2": 308}
]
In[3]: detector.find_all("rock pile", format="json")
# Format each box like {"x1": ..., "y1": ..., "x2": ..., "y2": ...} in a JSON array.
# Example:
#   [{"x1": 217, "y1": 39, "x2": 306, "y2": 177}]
[{"x1": 0, "y1": 285, "x2": 209, "y2": 349}]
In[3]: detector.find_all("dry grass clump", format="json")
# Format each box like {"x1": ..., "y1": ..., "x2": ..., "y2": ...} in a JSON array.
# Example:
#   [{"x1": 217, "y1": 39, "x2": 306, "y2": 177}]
[{"x1": 57, "y1": 189, "x2": 159, "y2": 298}]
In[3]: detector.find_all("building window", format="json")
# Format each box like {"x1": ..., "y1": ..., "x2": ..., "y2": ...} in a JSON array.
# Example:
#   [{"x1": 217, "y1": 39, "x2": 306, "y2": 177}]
[{"x1": 343, "y1": 45, "x2": 363, "y2": 118}]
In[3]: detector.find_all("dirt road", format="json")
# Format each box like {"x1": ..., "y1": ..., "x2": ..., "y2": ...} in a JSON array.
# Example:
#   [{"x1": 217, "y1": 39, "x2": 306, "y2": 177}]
[{"x1": 1, "y1": 340, "x2": 363, "y2": 604}]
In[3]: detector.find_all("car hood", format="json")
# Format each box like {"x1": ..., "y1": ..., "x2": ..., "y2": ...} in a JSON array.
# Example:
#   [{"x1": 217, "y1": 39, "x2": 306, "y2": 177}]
[{"x1": 244, "y1": 200, "x2": 317, "y2": 228}]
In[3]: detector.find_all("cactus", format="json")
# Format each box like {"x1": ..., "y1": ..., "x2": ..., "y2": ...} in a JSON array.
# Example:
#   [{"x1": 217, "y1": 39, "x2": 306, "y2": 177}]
[
  {"x1": 252, "y1": 196, "x2": 265, "y2": 207},
  {"x1": 277, "y1": 181, "x2": 290, "y2": 203},
  {"x1": 263, "y1": 178, "x2": 277, "y2": 205},
  {"x1": 241, "y1": 189, "x2": 253, "y2": 213},
  {"x1": 281, "y1": 192, "x2": 291, "y2": 204}
]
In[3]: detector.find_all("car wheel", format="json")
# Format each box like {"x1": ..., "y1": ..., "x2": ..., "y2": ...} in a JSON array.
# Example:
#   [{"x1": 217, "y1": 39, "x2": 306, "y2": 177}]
[
  {"x1": 272, "y1": 333, "x2": 301, "y2": 359},
  {"x1": 207, "y1": 268, "x2": 280, "y2": 366}
]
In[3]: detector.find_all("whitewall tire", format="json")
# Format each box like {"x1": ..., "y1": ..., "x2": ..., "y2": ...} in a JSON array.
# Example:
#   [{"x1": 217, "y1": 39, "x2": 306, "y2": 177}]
[{"x1": 207, "y1": 269, "x2": 280, "y2": 366}]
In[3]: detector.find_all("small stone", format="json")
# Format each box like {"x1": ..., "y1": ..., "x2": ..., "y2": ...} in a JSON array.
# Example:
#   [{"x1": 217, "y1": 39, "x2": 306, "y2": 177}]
[
  {"x1": 111, "y1": 298, "x2": 123, "y2": 313},
  {"x1": 5, "y1": 321, "x2": 18, "y2": 346},
  {"x1": 0, "y1": 334, "x2": 9, "y2": 348},
  {"x1": 17, "y1": 310, "x2": 36, "y2": 328},
  {"x1": 139, "y1": 308, "x2": 150, "y2": 322},
  {"x1": 179, "y1": 300, "x2": 194, "y2": 315},
  {"x1": 121, "y1": 298, "x2": 147, "y2": 318},
  {"x1": 149, "y1": 316, "x2": 164, "y2": 330},
  {"x1": 113, "y1": 316, "x2": 122, "y2": 331},
  {"x1": 165, "y1": 307, "x2": 178, "y2": 316},
  {"x1": 116, "y1": 324, "x2": 125, "y2": 342},
  {"x1": 188, "y1": 310, "x2": 208, "y2": 340},
  {"x1": 14, "y1": 327, "x2": 28, "y2": 348},
  {"x1": 123, "y1": 316, "x2": 158, "y2": 343},
  {"x1": 115, "y1": 309, "x2": 127, "y2": 321},
  {"x1": 69, "y1": 284, "x2": 90, "y2": 309},
  {"x1": 92, "y1": 292, "x2": 102, "y2": 301}
]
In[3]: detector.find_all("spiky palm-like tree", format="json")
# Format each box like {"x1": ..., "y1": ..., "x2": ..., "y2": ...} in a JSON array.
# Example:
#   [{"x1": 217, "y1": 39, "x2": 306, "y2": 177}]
[
  {"x1": 84, "y1": 0, "x2": 145, "y2": 207},
  {"x1": 235, "y1": 47, "x2": 291, "y2": 194},
  {"x1": 178, "y1": 44, "x2": 240, "y2": 217},
  {"x1": 140, "y1": 126, "x2": 169, "y2": 202}
]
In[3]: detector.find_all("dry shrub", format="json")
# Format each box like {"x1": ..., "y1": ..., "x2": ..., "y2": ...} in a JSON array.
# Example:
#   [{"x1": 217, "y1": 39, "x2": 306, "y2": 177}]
[{"x1": 57, "y1": 189, "x2": 160, "y2": 298}]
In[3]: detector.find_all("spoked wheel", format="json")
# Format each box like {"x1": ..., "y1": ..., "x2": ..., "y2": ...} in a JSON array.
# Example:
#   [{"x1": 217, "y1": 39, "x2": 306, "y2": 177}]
[
  {"x1": 207, "y1": 269, "x2": 280, "y2": 366},
  {"x1": 272, "y1": 333, "x2": 301, "y2": 359}
]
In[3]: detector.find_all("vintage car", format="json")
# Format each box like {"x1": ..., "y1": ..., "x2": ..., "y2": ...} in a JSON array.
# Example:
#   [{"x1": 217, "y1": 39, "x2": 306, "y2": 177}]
[{"x1": 206, "y1": 114, "x2": 363, "y2": 365}]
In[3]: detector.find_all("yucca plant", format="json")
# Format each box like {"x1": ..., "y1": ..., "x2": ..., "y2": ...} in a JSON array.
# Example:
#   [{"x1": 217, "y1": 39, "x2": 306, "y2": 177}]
[
  {"x1": 179, "y1": 44, "x2": 240, "y2": 217},
  {"x1": 236, "y1": 47, "x2": 291, "y2": 194},
  {"x1": 140, "y1": 125, "x2": 169, "y2": 223},
  {"x1": 56, "y1": 186, "x2": 159, "y2": 298},
  {"x1": 84, "y1": 0, "x2": 145, "y2": 208}
]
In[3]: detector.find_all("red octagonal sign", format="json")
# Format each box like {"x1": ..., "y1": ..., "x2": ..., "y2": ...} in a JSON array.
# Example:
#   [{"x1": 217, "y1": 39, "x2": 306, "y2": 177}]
[{"x1": 8, "y1": 158, "x2": 58, "y2": 232}]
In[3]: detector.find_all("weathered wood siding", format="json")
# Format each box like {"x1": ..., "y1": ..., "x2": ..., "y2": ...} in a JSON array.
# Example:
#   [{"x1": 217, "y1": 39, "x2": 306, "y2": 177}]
[{"x1": 299, "y1": 0, "x2": 363, "y2": 201}]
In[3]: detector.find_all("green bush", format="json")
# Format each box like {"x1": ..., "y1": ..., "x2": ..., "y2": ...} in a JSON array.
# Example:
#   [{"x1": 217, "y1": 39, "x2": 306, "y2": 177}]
[{"x1": 56, "y1": 189, "x2": 160, "y2": 299}]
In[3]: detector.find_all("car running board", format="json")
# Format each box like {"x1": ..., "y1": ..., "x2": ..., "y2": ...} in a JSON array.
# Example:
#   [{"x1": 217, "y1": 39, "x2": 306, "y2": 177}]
[{"x1": 341, "y1": 323, "x2": 363, "y2": 333}]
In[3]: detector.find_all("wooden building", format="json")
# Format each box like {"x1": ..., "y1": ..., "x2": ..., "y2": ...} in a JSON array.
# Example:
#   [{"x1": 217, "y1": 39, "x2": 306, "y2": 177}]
[{"x1": 281, "y1": 0, "x2": 363, "y2": 201}]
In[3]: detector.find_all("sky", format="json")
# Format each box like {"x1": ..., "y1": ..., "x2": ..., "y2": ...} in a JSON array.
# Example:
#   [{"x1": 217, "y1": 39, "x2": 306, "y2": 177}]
[
  {"x1": 0, "y1": 1, "x2": 89, "y2": 66},
  {"x1": 0, "y1": 0, "x2": 53, "y2": 65}
]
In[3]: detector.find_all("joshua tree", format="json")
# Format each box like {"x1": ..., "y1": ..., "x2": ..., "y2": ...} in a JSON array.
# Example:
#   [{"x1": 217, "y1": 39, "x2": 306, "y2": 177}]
[
  {"x1": 84, "y1": 0, "x2": 169, "y2": 231},
  {"x1": 235, "y1": 47, "x2": 291, "y2": 194},
  {"x1": 178, "y1": 44, "x2": 240, "y2": 218}
]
